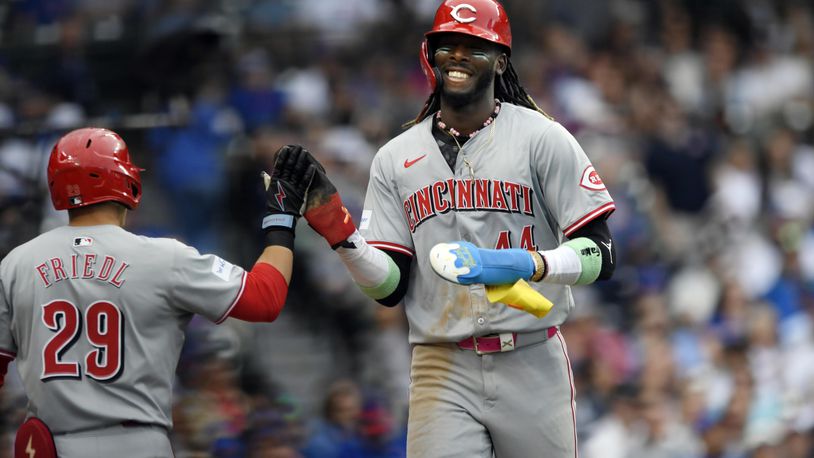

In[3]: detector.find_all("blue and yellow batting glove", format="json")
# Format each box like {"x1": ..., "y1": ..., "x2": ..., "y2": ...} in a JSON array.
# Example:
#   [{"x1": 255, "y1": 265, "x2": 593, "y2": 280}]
[{"x1": 428, "y1": 241, "x2": 535, "y2": 286}]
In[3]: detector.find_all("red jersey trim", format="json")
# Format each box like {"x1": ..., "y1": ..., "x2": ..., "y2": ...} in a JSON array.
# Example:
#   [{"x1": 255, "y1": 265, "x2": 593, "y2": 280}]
[
  {"x1": 215, "y1": 271, "x2": 247, "y2": 324},
  {"x1": 368, "y1": 241, "x2": 415, "y2": 257},
  {"x1": 563, "y1": 202, "x2": 616, "y2": 237},
  {"x1": 0, "y1": 349, "x2": 15, "y2": 359}
]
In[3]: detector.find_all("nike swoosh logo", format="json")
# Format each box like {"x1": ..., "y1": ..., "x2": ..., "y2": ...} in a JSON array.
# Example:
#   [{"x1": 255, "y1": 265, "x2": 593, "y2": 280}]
[{"x1": 404, "y1": 154, "x2": 427, "y2": 168}]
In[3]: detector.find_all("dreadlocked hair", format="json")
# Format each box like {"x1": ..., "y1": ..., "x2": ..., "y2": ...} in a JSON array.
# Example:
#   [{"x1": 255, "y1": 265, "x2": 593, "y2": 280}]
[{"x1": 405, "y1": 60, "x2": 552, "y2": 128}]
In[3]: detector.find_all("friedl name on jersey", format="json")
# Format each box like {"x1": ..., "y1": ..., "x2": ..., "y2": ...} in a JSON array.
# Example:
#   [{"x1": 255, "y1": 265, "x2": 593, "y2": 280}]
[
  {"x1": 35, "y1": 254, "x2": 130, "y2": 288},
  {"x1": 403, "y1": 178, "x2": 534, "y2": 232}
]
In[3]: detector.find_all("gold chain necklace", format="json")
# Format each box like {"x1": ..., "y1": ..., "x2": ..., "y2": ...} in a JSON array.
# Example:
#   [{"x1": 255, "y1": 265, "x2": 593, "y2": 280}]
[
  {"x1": 445, "y1": 118, "x2": 496, "y2": 180},
  {"x1": 437, "y1": 100, "x2": 501, "y2": 179}
]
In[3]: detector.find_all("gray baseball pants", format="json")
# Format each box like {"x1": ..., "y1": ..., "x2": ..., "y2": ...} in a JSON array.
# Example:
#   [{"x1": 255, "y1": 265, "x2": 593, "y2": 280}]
[{"x1": 407, "y1": 330, "x2": 577, "y2": 458}]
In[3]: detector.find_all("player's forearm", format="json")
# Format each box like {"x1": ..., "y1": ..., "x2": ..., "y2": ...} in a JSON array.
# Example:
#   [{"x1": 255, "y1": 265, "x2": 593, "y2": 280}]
[
  {"x1": 229, "y1": 262, "x2": 288, "y2": 322},
  {"x1": 429, "y1": 221, "x2": 615, "y2": 286},
  {"x1": 535, "y1": 236, "x2": 612, "y2": 285},
  {"x1": 335, "y1": 231, "x2": 406, "y2": 305},
  {"x1": 226, "y1": 229, "x2": 295, "y2": 323},
  {"x1": 538, "y1": 218, "x2": 615, "y2": 285},
  {"x1": 255, "y1": 241, "x2": 293, "y2": 284}
]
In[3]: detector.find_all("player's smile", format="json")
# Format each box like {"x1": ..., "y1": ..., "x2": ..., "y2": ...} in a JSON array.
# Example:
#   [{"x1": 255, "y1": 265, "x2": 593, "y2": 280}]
[
  {"x1": 435, "y1": 43, "x2": 485, "y2": 93},
  {"x1": 442, "y1": 65, "x2": 475, "y2": 92},
  {"x1": 446, "y1": 69, "x2": 471, "y2": 83}
]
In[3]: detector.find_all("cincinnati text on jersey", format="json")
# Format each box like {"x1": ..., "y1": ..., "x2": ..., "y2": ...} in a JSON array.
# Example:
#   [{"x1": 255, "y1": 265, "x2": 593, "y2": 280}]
[
  {"x1": 403, "y1": 178, "x2": 534, "y2": 232},
  {"x1": 35, "y1": 254, "x2": 130, "y2": 288}
]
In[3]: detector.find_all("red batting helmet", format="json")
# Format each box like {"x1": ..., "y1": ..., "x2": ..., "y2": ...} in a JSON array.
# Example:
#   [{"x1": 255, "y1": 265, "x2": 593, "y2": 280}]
[
  {"x1": 420, "y1": 0, "x2": 512, "y2": 91},
  {"x1": 47, "y1": 128, "x2": 143, "y2": 210}
]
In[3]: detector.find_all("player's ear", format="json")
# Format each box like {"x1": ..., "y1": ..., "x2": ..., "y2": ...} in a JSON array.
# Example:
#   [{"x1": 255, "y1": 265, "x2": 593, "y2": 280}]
[{"x1": 495, "y1": 54, "x2": 508, "y2": 76}]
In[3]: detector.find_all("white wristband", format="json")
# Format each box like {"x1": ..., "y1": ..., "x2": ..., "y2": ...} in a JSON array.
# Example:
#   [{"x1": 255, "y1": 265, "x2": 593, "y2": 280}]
[
  {"x1": 262, "y1": 214, "x2": 295, "y2": 230},
  {"x1": 539, "y1": 245, "x2": 582, "y2": 285}
]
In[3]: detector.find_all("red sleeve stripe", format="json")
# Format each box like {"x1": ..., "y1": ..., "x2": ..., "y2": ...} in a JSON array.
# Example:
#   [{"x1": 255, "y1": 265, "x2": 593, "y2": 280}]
[
  {"x1": 563, "y1": 202, "x2": 616, "y2": 237},
  {"x1": 368, "y1": 241, "x2": 415, "y2": 257},
  {"x1": 0, "y1": 349, "x2": 15, "y2": 359},
  {"x1": 215, "y1": 271, "x2": 247, "y2": 324}
]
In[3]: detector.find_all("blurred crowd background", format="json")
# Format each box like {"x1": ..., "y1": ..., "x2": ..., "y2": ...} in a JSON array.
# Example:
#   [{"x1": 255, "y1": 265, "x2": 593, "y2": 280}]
[{"x1": 1, "y1": 0, "x2": 814, "y2": 457}]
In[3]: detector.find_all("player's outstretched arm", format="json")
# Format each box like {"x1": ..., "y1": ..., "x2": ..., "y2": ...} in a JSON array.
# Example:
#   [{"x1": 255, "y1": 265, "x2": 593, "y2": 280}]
[
  {"x1": 290, "y1": 148, "x2": 408, "y2": 306},
  {"x1": 430, "y1": 218, "x2": 615, "y2": 286},
  {"x1": 255, "y1": 144, "x2": 317, "y2": 280},
  {"x1": 228, "y1": 145, "x2": 316, "y2": 323}
]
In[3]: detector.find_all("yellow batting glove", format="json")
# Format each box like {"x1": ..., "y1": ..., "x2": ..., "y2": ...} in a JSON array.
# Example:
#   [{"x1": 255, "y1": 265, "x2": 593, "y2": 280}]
[{"x1": 485, "y1": 279, "x2": 554, "y2": 318}]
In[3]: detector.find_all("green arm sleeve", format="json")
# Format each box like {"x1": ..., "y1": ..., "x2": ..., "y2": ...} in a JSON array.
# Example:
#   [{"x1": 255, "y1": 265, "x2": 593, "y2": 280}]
[
  {"x1": 562, "y1": 238, "x2": 602, "y2": 285},
  {"x1": 358, "y1": 255, "x2": 401, "y2": 300}
]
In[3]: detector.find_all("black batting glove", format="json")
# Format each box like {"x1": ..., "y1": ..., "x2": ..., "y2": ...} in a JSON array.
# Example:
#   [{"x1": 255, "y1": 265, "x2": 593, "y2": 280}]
[
  {"x1": 261, "y1": 145, "x2": 317, "y2": 235},
  {"x1": 275, "y1": 147, "x2": 357, "y2": 249}
]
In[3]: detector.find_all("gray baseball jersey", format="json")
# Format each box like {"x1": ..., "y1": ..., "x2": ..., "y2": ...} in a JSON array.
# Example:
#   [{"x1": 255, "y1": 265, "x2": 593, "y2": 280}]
[
  {"x1": 0, "y1": 224, "x2": 245, "y2": 434},
  {"x1": 360, "y1": 103, "x2": 615, "y2": 344}
]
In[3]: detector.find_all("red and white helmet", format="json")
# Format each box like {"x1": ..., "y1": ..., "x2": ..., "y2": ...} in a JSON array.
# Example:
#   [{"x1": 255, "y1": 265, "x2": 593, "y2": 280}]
[
  {"x1": 47, "y1": 128, "x2": 143, "y2": 210},
  {"x1": 420, "y1": 0, "x2": 512, "y2": 91}
]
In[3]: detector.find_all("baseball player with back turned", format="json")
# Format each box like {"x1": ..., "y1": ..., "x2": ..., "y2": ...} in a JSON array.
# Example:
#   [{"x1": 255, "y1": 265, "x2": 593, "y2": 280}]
[
  {"x1": 276, "y1": 1, "x2": 617, "y2": 457},
  {"x1": 0, "y1": 128, "x2": 317, "y2": 457}
]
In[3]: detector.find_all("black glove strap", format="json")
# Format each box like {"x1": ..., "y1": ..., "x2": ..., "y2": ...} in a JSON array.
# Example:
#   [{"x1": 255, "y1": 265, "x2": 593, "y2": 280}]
[
  {"x1": 332, "y1": 239, "x2": 355, "y2": 250},
  {"x1": 265, "y1": 229, "x2": 295, "y2": 250}
]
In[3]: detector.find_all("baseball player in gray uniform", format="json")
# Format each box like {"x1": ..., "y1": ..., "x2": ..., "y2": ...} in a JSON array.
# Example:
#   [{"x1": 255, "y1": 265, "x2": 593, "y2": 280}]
[
  {"x1": 0, "y1": 128, "x2": 317, "y2": 457},
  {"x1": 274, "y1": 1, "x2": 617, "y2": 457}
]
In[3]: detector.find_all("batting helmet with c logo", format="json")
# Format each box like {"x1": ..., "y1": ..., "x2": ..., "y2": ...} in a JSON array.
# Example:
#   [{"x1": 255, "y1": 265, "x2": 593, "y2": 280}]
[{"x1": 420, "y1": 0, "x2": 512, "y2": 91}]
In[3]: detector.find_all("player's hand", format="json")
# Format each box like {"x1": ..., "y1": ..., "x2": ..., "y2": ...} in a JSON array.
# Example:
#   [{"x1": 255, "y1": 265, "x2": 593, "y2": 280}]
[
  {"x1": 297, "y1": 152, "x2": 357, "y2": 248},
  {"x1": 429, "y1": 241, "x2": 535, "y2": 285},
  {"x1": 261, "y1": 145, "x2": 317, "y2": 233}
]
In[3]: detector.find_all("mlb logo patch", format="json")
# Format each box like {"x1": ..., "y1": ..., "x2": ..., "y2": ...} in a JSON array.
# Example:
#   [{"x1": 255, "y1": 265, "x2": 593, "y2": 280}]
[{"x1": 73, "y1": 237, "x2": 93, "y2": 247}]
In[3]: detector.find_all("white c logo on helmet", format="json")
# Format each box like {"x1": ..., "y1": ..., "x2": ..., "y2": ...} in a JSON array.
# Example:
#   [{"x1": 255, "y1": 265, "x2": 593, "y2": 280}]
[{"x1": 451, "y1": 4, "x2": 477, "y2": 23}]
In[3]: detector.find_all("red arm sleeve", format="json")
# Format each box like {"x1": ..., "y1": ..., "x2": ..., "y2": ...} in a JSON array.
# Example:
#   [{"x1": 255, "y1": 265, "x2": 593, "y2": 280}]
[{"x1": 227, "y1": 263, "x2": 288, "y2": 322}]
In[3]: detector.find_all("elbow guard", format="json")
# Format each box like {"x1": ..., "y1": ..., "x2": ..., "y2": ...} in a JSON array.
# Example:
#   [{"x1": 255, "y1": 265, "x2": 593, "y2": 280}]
[
  {"x1": 373, "y1": 248, "x2": 412, "y2": 307},
  {"x1": 594, "y1": 237, "x2": 615, "y2": 281}
]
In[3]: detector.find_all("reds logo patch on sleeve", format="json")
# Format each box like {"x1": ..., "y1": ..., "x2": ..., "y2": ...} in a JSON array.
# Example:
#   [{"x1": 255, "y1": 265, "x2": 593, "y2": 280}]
[{"x1": 579, "y1": 165, "x2": 606, "y2": 191}]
